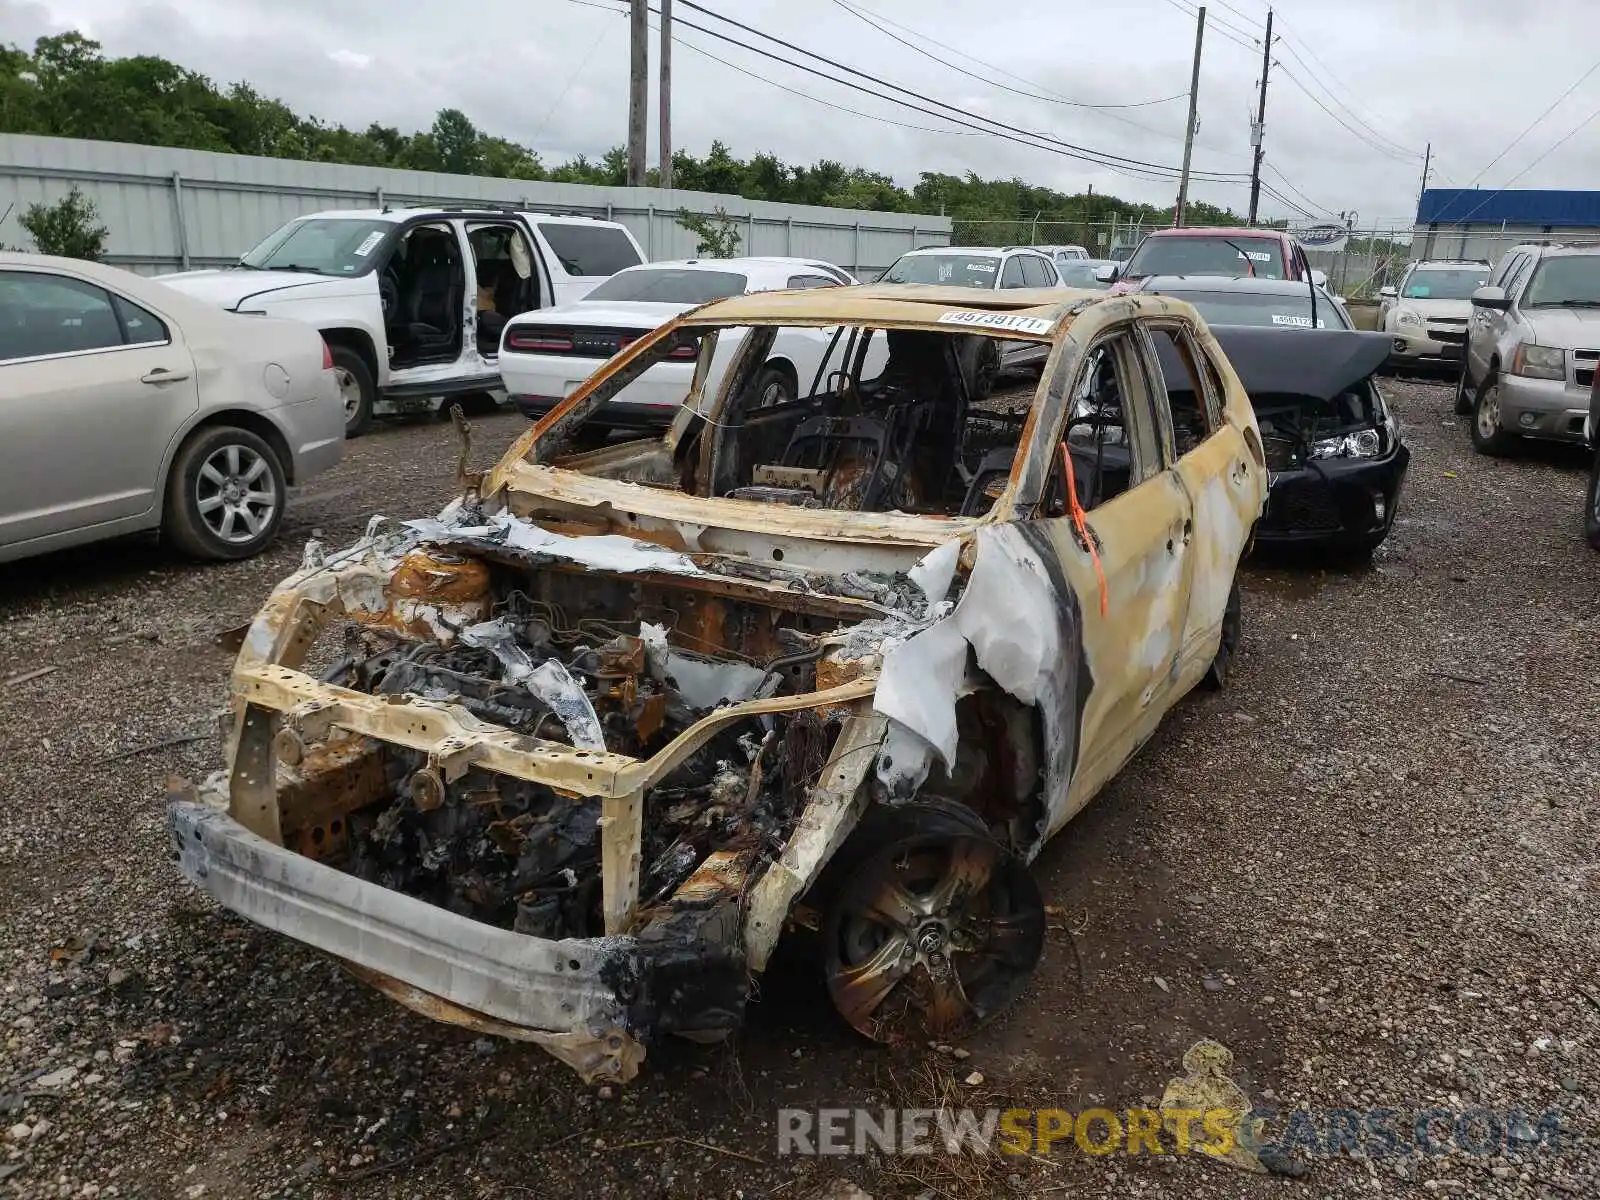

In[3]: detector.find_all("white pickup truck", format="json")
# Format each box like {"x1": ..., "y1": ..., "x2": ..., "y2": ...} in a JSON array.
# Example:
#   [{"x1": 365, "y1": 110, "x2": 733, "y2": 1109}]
[{"x1": 162, "y1": 206, "x2": 647, "y2": 436}]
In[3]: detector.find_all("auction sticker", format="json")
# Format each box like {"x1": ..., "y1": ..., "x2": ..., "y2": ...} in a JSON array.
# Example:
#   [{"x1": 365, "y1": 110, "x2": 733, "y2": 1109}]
[
  {"x1": 353, "y1": 231, "x2": 385, "y2": 257},
  {"x1": 1270, "y1": 314, "x2": 1314, "y2": 327},
  {"x1": 937, "y1": 310, "x2": 1053, "y2": 335}
]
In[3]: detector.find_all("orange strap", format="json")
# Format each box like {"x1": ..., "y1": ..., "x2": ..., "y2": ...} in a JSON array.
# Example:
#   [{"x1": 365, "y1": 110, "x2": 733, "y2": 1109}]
[{"x1": 1059, "y1": 441, "x2": 1109, "y2": 617}]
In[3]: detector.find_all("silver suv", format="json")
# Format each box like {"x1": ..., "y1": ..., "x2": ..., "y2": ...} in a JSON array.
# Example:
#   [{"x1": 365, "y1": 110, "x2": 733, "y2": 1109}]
[{"x1": 1459, "y1": 242, "x2": 1600, "y2": 455}]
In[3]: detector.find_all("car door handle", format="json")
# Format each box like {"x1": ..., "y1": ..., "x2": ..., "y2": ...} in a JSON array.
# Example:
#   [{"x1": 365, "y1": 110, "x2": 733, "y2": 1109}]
[{"x1": 141, "y1": 368, "x2": 191, "y2": 385}]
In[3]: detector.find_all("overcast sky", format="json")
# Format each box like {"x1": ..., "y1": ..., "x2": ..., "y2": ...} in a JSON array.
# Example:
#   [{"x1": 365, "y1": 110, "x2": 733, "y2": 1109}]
[{"x1": 3, "y1": 0, "x2": 1598, "y2": 229}]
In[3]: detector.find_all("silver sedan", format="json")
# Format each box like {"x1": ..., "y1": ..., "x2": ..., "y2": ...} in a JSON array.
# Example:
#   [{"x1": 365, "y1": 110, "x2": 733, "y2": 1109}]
[{"x1": 0, "y1": 252, "x2": 343, "y2": 563}]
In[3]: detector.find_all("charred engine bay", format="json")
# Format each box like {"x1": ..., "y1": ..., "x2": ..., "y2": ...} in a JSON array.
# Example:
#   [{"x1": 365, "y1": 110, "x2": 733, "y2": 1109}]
[{"x1": 304, "y1": 559, "x2": 850, "y2": 946}]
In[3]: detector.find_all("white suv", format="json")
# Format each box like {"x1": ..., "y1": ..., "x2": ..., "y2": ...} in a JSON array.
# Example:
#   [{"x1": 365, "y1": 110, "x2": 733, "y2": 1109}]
[{"x1": 162, "y1": 207, "x2": 646, "y2": 436}]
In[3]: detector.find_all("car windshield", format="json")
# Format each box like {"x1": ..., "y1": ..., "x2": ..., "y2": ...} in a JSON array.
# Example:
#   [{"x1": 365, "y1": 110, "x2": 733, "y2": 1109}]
[
  {"x1": 1402, "y1": 268, "x2": 1487, "y2": 300},
  {"x1": 1058, "y1": 261, "x2": 1110, "y2": 288},
  {"x1": 1161, "y1": 289, "x2": 1348, "y2": 329},
  {"x1": 879, "y1": 254, "x2": 1000, "y2": 287},
  {"x1": 583, "y1": 267, "x2": 749, "y2": 304},
  {"x1": 1125, "y1": 236, "x2": 1286, "y2": 280},
  {"x1": 239, "y1": 218, "x2": 393, "y2": 275},
  {"x1": 1522, "y1": 256, "x2": 1600, "y2": 307}
]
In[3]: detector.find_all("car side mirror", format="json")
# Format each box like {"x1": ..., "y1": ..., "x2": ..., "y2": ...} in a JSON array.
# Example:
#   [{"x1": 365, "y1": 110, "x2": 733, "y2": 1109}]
[
  {"x1": 1094, "y1": 264, "x2": 1117, "y2": 283},
  {"x1": 1378, "y1": 285, "x2": 1397, "y2": 299},
  {"x1": 1310, "y1": 269, "x2": 1328, "y2": 288},
  {"x1": 1471, "y1": 285, "x2": 1510, "y2": 311}
]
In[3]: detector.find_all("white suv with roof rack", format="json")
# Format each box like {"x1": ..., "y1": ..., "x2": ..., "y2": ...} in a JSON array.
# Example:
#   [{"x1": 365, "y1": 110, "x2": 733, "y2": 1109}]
[
  {"x1": 1378, "y1": 258, "x2": 1490, "y2": 370},
  {"x1": 161, "y1": 206, "x2": 646, "y2": 437}
]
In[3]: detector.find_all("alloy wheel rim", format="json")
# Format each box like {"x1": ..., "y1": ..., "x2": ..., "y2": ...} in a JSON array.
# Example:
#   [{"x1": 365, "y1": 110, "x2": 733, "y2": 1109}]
[
  {"x1": 825, "y1": 833, "x2": 1043, "y2": 1041},
  {"x1": 1478, "y1": 385, "x2": 1501, "y2": 439},
  {"x1": 336, "y1": 367, "x2": 361, "y2": 421},
  {"x1": 195, "y1": 444, "x2": 277, "y2": 544}
]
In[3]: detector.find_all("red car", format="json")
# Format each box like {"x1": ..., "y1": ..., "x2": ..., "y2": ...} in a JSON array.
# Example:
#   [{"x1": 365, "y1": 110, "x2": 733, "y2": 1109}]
[{"x1": 1106, "y1": 227, "x2": 1319, "y2": 293}]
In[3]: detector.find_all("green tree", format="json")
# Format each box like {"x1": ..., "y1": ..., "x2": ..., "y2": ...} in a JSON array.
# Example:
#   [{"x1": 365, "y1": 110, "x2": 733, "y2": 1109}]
[
  {"x1": 432, "y1": 108, "x2": 482, "y2": 175},
  {"x1": 19, "y1": 187, "x2": 108, "y2": 259},
  {"x1": 676, "y1": 207, "x2": 741, "y2": 257}
]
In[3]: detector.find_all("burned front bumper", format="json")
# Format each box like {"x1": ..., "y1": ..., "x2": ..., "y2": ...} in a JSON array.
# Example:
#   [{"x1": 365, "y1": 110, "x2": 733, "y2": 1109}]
[
  {"x1": 169, "y1": 791, "x2": 749, "y2": 1083},
  {"x1": 1256, "y1": 442, "x2": 1411, "y2": 549}
]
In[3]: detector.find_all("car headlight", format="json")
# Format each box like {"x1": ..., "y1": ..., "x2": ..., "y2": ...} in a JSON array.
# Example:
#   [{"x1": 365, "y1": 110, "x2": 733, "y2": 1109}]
[
  {"x1": 1511, "y1": 343, "x2": 1566, "y2": 380},
  {"x1": 1309, "y1": 428, "x2": 1384, "y2": 459},
  {"x1": 1395, "y1": 308, "x2": 1423, "y2": 327}
]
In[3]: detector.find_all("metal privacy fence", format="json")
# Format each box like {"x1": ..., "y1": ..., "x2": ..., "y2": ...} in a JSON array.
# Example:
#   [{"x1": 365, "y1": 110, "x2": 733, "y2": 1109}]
[{"x1": 0, "y1": 134, "x2": 952, "y2": 279}]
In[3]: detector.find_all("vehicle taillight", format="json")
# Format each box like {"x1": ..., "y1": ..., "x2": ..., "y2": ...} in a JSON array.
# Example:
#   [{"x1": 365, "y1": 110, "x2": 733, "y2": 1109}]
[
  {"x1": 507, "y1": 328, "x2": 575, "y2": 353},
  {"x1": 320, "y1": 339, "x2": 333, "y2": 370},
  {"x1": 667, "y1": 339, "x2": 700, "y2": 361}
]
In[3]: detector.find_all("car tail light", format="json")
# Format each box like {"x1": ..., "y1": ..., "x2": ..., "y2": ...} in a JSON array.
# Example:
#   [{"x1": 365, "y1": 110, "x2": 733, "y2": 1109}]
[
  {"x1": 506, "y1": 327, "x2": 575, "y2": 353},
  {"x1": 667, "y1": 338, "x2": 701, "y2": 361},
  {"x1": 320, "y1": 339, "x2": 333, "y2": 370}
]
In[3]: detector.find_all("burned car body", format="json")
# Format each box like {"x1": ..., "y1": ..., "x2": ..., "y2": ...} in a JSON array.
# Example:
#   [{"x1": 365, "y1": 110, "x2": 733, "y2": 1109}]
[
  {"x1": 168, "y1": 284, "x2": 1267, "y2": 1084},
  {"x1": 1158, "y1": 326, "x2": 1409, "y2": 553}
]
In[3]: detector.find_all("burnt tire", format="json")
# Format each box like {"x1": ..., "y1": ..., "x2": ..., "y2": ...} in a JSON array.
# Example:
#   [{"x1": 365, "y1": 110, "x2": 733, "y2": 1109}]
[
  {"x1": 331, "y1": 345, "x2": 375, "y2": 438},
  {"x1": 1202, "y1": 581, "x2": 1242, "y2": 690},
  {"x1": 819, "y1": 799, "x2": 1044, "y2": 1044},
  {"x1": 438, "y1": 391, "x2": 499, "y2": 420},
  {"x1": 163, "y1": 426, "x2": 287, "y2": 561},
  {"x1": 1585, "y1": 450, "x2": 1600, "y2": 551},
  {"x1": 1471, "y1": 374, "x2": 1516, "y2": 457}
]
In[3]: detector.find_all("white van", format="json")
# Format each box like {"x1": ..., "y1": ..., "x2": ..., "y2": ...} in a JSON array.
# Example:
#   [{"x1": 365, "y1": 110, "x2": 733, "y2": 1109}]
[{"x1": 162, "y1": 207, "x2": 646, "y2": 436}]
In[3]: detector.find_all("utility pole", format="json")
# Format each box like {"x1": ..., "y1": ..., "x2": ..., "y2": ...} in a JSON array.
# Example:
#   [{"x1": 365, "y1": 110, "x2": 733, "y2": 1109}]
[
  {"x1": 1174, "y1": 6, "x2": 1206, "y2": 228},
  {"x1": 659, "y1": 0, "x2": 674, "y2": 189},
  {"x1": 1417, "y1": 141, "x2": 1432, "y2": 204},
  {"x1": 1246, "y1": 7, "x2": 1274, "y2": 224},
  {"x1": 627, "y1": 0, "x2": 648, "y2": 186}
]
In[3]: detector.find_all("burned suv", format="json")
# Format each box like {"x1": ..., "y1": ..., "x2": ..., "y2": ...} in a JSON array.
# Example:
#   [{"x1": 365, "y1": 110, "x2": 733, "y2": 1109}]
[{"x1": 168, "y1": 284, "x2": 1267, "y2": 1084}]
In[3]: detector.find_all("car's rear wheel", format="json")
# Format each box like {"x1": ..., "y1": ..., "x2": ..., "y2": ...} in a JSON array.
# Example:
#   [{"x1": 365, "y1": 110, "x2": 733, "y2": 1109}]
[
  {"x1": 1585, "y1": 450, "x2": 1600, "y2": 551},
  {"x1": 1202, "y1": 581, "x2": 1242, "y2": 690},
  {"x1": 753, "y1": 363, "x2": 796, "y2": 408},
  {"x1": 1471, "y1": 374, "x2": 1516, "y2": 456},
  {"x1": 438, "y1": 391, "x2": 499, "y2": 420},
  {"x1": 163, "y1": 426, "x2": 286, "y2": 561},
  {"x1": 820, "y1": 800, "x2": 1044, "y2": 1044},
  {"x1": 970, "y1": 339, "x2": 1001, "y2": 400},
  {"x1": 331, "y1": 345, "x2": 375, "y2": 438}
]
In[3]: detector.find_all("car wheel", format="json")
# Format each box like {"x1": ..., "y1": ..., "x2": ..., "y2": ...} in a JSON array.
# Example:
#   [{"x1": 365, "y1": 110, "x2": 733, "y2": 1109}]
[
  {"x1": 819, "y1": 800, "x2": 1045, "y2": 1043},
  {"x1": 1471, "y1": 374, "x2": 1516, "y2": 456},
  {"x1": 163, "y1": 426, "x2": 287, "y2": 561},
  {"x1": 753, "y1": 363, "x2": 796, "y2": 408},
  {"x1": 970, "y1": 339, "x2": 1001, "y2": 400},
  {"x1": 1453, "y1": 361, "x2": 1475, "y2": 415},
  {"x1": 1585, "y1": 450, "x2": 1600, "y2": 551},
  {"x1": 330, "y1": 345, "x2": 375, "y2": 438},
  {"x1": 1202, "y1": 581, "x2": 1242, "y2": 690}
]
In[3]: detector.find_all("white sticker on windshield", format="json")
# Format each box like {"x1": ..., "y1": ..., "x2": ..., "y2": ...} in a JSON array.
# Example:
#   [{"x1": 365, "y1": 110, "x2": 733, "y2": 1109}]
[
  {"x1": 1271, "y1": 314, "x2": 1314, "y2": 327},
  {"x1": 1240, "y1": 250, "x2": 1273, "y2": 262},
  {"x1": 966, "y1": 261, "x2": 997, "y2": 272},
  {"x1": 937, "y1": 310, "x2": 1053, "y2": 335},
  {"x1": 353, "y1": 232, "x2": 384, "y2": 257}
]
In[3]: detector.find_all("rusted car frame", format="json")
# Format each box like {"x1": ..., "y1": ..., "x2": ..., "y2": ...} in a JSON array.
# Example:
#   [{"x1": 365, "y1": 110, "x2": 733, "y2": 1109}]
[{"x1": 169, "y1": 284, "x2": 1267, "y2": 1084}]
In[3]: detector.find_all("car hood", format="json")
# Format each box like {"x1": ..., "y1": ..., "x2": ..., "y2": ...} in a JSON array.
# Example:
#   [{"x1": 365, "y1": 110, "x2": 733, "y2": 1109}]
[
  {"x1": 1521, "y1": 306, "x2": 1600, "y2": 348},
  {"x1": 507, "y1": 300, "x2": 698, "y2": 330},
  {"x1": 159, "y1": 268, "x2": 347, "y2": 310},
  {"x1": 1194, "y1": 327, "x2": 1391, "y2": 400},
  {"x1": 1395, "y1": 297, "x2": 1472, "y2": 319}
]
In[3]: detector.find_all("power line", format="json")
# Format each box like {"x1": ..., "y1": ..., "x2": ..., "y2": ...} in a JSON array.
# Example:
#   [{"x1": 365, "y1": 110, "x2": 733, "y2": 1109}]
[
  {"x1": 1272, "y1": 24, "x2": 1416, "y2": 154},
  {"x1": 828, "y1": 0, "x2": 1186, "y2": 110},
  {"x1": 1274, "y1": 64, "x2": 1419, "y2": 163},
  {"x1": 1261, "y1": 161, "x2": 1336, "y2": 218},
  {"x1": 1465, "y1": 55, "x2": 1600, "y2": 188},
  {"x1": 1446, "y1": 98, "x2": 1600, "y2": 228},
  {"x1": 671, "y1": 0, "x2": 1252, "y2": 181},
  {"x1": 1256, "y1": 180, "x2": 1316, "y2": 221},
  {"x1": 1211, "y1": 0, "x2": 1266, "y2": 25},
  {"x1": 1160, "y1": 0, "x2": 1258, "y2": 50},
  {"x1": 1272, "y1": 40, "x2": 1418, "y2": 160}
]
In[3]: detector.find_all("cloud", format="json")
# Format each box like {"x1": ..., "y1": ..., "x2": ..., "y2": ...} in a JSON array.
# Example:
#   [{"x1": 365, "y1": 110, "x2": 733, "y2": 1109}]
[{"x1": 3, "y1": 0, "x2": 1599, "y2": 228}]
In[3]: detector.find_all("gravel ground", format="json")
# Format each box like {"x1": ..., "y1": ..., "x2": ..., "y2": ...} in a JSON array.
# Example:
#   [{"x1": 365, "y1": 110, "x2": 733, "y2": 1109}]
[{"x1": 1, "y1": 383, "x2": 1596, "y2": 1200}]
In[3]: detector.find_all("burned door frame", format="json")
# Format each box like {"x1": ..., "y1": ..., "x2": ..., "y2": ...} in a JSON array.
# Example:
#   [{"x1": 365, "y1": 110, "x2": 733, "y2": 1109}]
[{"x1": 1027, "y1": 318, "x2": 1198, "y2": 838}]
